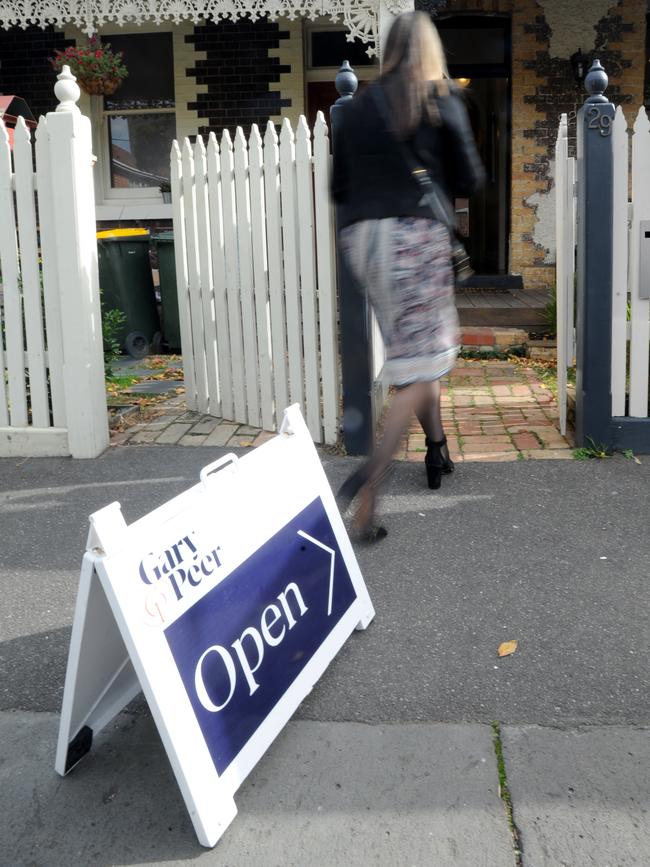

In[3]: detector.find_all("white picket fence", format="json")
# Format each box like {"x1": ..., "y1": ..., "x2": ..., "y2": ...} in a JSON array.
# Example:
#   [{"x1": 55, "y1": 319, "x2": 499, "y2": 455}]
[
  {"x1": 555, "y1": 106, "x2": 650, "y2": 428},
  {"x1": 0, "y1": 68, "x2": 108, "y2": 458},
  {"x1": 171, "y1": 113, "x2": 340, "y2": 444}
]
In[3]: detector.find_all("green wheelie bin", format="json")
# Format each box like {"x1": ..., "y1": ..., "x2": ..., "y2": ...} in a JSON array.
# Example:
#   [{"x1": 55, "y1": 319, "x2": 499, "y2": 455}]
[
  {"x1": 97, "y1": 228, "x2": 161, "y2": 358},
  {"x1": 151, "y1": 231, "x2": 181, "y2": 351}
]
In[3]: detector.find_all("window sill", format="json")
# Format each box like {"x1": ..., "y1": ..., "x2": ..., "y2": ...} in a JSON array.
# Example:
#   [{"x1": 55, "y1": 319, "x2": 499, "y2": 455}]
[{"x1": 95, "y1": 202, "x2": 173, "y2": 221}]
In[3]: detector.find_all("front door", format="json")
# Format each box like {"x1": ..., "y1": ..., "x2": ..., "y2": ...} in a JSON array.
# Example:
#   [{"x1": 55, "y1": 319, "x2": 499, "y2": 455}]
[{"x1": 434, "y1": 15, "x2": 511, "y2": 276}]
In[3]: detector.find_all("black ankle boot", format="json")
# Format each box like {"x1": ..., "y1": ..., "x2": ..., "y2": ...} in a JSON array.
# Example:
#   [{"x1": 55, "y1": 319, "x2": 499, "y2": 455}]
[{"x1": 425, "y1": 437, "x2": 455, "y2": 490}]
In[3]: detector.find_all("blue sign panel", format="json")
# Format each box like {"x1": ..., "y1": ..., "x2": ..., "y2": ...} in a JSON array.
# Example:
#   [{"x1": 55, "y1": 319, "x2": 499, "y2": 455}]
[{"x1": 164, "y1": 496, "x2": 357, "y2": 774}]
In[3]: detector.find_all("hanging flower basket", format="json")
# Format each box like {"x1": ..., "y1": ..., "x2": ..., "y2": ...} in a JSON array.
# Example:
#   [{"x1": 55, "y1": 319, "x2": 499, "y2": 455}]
[
  {"x1": 76, "y1": 76, "x2": 122, "y2": 96},
  {"x1": 50, "y1": 36, "x2": 128, "y2": 96}
]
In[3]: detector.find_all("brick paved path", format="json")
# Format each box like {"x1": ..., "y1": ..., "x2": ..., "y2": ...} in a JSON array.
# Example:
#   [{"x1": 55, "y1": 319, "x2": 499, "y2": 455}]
[
  {"x1": 400, "y1": 358, "x2": 573, "y2": 463},
  {"x1": 110, "y1": 358, "x2": 573, "y2": 461}
]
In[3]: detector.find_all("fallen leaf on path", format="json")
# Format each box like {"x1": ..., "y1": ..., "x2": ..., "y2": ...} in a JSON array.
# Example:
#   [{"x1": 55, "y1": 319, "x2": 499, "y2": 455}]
[{"x1": 497, "y1": 640, "x2": 518, "y2": 657}]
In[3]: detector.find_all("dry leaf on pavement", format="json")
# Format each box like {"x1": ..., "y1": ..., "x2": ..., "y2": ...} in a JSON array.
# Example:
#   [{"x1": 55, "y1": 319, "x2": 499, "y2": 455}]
[{"x1": 497, "y1": 640, "x2": 518, "y2": 657}]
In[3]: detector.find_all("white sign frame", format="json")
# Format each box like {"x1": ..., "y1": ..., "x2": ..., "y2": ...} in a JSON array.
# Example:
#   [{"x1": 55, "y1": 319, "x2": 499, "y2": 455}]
[{"x1": 55, "y1": 405, "x2": 375, "y2": 847}]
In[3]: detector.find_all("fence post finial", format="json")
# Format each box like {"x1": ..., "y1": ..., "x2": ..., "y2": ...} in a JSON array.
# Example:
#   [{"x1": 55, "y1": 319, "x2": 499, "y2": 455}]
[
  {"x1": 584, "y1": 59, "x2": 608, "y2": 104},
  {"x1": 54, "y1": 65, "x2": 81, "y2": 114},
  {"x1": 334, "y1": 61, "x2": 358, "y2": 105}
]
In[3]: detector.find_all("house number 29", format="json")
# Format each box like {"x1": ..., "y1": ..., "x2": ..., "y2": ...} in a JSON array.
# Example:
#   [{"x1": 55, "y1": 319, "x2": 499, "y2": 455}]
[{"x1": 587, "y1": 106, "x2": 612, "y2": 136}]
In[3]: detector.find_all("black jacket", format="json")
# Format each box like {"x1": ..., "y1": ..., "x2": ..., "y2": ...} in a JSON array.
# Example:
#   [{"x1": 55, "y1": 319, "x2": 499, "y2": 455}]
[{"x1": 331, "y1": 81, "x2": 485, "y2": 228}]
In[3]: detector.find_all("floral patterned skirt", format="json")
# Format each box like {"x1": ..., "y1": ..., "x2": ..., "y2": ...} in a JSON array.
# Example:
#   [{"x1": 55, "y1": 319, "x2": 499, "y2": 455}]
[{"x1": 340, "y1": 216, "x2": 459, "y2": 386}]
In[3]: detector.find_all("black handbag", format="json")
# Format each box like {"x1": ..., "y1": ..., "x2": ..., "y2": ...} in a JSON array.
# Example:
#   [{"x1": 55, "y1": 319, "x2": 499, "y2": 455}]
[{"x1": 370, "y1": 85, "x2": 474, "y2": 284}]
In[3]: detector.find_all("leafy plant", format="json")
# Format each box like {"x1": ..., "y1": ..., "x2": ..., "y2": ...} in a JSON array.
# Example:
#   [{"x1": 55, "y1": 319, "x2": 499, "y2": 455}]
[
  {"x1": 107, "y1": 375, "x2": 138, "y2": 390},
  {"x1": 544, "y1": 283, "x2": 557, "y2": 331},
  {"x1": 101, "y1": 303, "x2": 126, "y2": 379},
  {"x1": 573, "y1": 437, "x2": 610, "y2": 460}
]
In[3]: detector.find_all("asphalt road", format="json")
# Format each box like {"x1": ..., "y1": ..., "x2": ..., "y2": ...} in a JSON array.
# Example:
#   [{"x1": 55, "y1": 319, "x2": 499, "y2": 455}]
[{"x1": 1, "y1": 446, "x2": 648, "y2": 727}]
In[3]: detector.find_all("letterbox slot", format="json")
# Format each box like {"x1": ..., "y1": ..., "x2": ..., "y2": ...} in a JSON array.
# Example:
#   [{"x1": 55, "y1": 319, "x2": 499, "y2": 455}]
[{"x1": 640, "y1": 220, "x2": 650, "y2": 301}]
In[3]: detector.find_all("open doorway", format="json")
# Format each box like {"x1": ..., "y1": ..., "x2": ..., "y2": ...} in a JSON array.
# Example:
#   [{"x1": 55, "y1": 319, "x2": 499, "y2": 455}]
[{"x1": 434, "y1": 15, "x2": 511, "y2": 276}]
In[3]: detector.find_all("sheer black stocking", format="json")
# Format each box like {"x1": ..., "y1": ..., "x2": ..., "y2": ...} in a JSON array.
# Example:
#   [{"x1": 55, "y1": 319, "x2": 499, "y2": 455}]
[
  {"x1": 337, "y1": 380, "x2": 449, "y2": 536},
  {"x1": 414, "y1": 379, "x2": 445, "y2": 443}
]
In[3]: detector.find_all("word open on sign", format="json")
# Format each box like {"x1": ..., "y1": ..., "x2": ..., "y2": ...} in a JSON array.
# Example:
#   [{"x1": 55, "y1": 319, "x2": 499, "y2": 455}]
[{"x1": 165, "y1": 496, "x2": 356, "y2": 775}]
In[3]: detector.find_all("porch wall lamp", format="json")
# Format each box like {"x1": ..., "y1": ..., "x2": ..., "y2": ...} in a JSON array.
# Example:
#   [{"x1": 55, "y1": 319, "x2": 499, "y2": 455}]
[{"x1": 570, "y1": 49, "x2": 587, "y2": 85}]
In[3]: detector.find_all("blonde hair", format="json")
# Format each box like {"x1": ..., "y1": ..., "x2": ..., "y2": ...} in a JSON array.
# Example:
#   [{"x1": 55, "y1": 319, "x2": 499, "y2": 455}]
[{"x1": 380, "y1": 11, "x2": 450, "y2": 139}]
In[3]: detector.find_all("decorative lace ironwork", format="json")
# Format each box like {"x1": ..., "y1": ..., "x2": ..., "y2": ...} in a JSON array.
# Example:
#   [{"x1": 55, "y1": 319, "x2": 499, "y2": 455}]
[{"x1": 0, "y1": 0, "x2": 382, "y2": 55}]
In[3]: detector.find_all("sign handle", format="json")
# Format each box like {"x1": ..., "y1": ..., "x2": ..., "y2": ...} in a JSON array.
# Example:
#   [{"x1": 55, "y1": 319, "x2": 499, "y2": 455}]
[
  {"x1": 279, "y1": 402, "x2": 301, "y2": 435},
  {"x1": 200, "y1": 453, "x2": 239, "y2": 489}
]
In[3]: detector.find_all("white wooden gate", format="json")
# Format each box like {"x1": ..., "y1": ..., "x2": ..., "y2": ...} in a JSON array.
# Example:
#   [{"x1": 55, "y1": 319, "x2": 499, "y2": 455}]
[
  {"x1": 171, "y1": 114, "x2": 340, "y2": 444},
  {"x1": 555, "y1": 105, "x2": 650, "y2": 430},
  {"x1": 619, "y1": 108, "x2": 650, "y2": 419},
  {"x1": 0, "y1": 67, "x2": 108, "y2": 458},
  {"x1": 554, "y1": 113, "x2": 576, "y2": 436}
]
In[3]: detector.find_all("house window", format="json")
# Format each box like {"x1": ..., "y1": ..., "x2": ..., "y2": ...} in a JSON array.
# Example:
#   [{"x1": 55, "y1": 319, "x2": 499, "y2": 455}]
[{"x1": 102, "y1": 32, "x2": 176, "y2": 192}]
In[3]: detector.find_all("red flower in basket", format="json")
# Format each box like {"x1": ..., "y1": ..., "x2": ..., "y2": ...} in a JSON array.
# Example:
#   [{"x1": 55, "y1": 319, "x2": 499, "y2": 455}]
[{"x1": 50, "y1": 36, "x2": 128, "y2": 97}]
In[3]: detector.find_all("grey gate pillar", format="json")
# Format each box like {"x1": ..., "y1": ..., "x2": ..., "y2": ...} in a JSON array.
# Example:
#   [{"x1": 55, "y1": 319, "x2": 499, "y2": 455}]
[
  {"x1": 330, "y1": 61, "x2": 374, "y2": 456},
  {"x1": 575, "y1": 60, "x2": 615, "y2": 448}
]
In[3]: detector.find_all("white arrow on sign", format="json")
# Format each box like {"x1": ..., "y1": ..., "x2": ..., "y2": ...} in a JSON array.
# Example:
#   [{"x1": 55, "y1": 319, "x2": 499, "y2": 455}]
[{"x1": 296, "y1": 530, "x2": 336, "y2": 616}]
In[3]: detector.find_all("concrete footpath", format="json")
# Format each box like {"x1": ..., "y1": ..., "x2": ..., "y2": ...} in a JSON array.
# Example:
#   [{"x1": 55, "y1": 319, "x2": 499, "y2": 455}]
[{"x1": 1, "y1": 446, "x2": 648, "y2": 866}]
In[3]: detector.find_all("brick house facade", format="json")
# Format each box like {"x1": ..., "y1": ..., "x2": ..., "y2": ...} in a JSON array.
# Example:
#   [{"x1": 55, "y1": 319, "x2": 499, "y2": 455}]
[
  {"x1": 0, "y1": 1, "x2": 648, "y2": 289},
  {"x1": 420, "y1": 0, "x2": 648, "y2": 288},
  {"x1": 507, "y1": 0, "x2": 647, "y2": 289}
]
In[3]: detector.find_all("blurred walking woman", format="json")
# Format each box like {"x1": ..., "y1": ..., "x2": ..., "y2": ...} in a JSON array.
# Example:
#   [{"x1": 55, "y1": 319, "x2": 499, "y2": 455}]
[{"x1": 332, "y1": 11, "x2": 484, "y2": 540}]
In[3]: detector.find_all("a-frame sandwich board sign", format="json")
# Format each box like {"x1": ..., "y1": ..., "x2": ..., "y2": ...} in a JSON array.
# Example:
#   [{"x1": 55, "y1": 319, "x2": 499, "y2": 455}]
[{"x1": 55, "y1": 404, "x2": 375, "y2": 847}]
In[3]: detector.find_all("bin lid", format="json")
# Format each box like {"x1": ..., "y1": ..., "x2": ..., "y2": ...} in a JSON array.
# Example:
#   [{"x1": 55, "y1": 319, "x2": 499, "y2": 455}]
[
  {"x1": 152, "y1": 231, "x2": 174, "y2": 242},
  {"x1": 96, "y1": 228, "x2": 150, "y2": 240}
]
